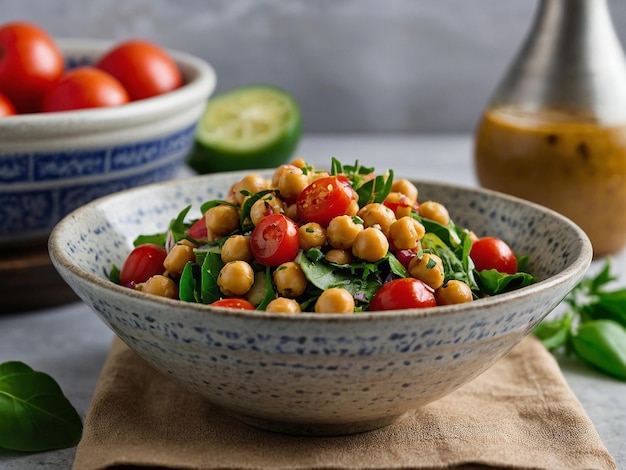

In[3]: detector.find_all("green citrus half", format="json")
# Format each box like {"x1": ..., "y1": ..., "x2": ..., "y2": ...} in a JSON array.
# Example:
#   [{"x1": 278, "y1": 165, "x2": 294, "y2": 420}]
[{"x1": 186, "y1": 85, "x2": 302, "y2": 173}]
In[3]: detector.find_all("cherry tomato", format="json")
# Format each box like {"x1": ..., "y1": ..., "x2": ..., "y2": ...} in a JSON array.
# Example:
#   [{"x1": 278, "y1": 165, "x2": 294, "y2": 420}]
[
  {"x1": 0, "y1": 22, "x2": 64, "y2": 113},
  {"x1": 369, "y1": 278, "x2": 436, "y2": 311},
  {"x1": 296, "y1": 176, "x2": 355, "y2": 227},
  {"x1": 120, "y1": 244, "x2": 167, "y2": 287},
  {"x1": 383, "y1": 199, "x2": 419, "y2": 215},
  {"x1": 96, "y1": 39, "x2": 183, "y2": 101},
  {"x1": 41, "y1": 66, "x2": 130, "y2": 112},
  {"x1": 187, "y1": 215, "x2": 208, "y2": 240},
  {"x1": 211, "y1": 298, "x2": 256, "y2": 310},
  {"x1": 250, "y1": 213, "x2": 299, "y2": 266},
  {"x1": 0, "y1": 93, "x2": 16, "y2": 117},
  {"x1": 470, "y1": 236, "x2": 518, "y2": 274}
]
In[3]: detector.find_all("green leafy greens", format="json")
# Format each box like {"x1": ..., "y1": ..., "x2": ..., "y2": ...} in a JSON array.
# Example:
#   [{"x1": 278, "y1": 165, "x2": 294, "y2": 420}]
[
  {"x1": 534, "y1": 259, "x2": 626, "y2": 381},
  {"x1": 0, "y1": 361, "x2": 83, "y2": 452}
]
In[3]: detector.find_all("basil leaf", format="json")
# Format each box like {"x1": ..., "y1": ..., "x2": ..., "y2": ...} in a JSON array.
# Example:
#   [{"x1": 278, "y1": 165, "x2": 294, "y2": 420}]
[
  {"x1": 0, "y1": 361, "x2": 82, "y2": 451},
  {"x1": 533, "y1": 311, "x2": 573, "y2": 351},
  {"x1": 572, "y1": 319, "x2": 626, "y2": 380},
  {"x1": 201, "y1": 251, "x2": 223, "y2": 304}
]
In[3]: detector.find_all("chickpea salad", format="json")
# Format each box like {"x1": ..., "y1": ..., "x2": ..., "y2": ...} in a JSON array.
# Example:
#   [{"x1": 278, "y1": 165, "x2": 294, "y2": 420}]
[{"x1": 109, "y1": 158, "x2": 537, "y2": 313}]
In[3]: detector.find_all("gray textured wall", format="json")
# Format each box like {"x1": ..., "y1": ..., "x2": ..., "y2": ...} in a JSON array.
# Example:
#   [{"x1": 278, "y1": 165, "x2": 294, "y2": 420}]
[{"x1": 3, "y1": 0, "x2": 626, "y2": 133}]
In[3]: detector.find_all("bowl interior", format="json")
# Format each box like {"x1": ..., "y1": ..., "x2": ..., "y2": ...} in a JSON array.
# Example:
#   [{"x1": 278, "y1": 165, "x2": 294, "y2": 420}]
[{"x1": 51, "y1": 171, "x2": 591, "y2": 301}]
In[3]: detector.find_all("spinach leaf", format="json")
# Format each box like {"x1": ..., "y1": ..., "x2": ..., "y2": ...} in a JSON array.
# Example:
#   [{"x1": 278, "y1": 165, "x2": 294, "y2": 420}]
[
  {"x1": 0, "y1": 361, "x2": 83, "y2": 452},
  {"x1": 256, "y1": 266, "x2": 276, "y2": 311},
  {"x1": 133, "y1": 205, "x2": 192, "y2": 247},
  {"x1": 179, "y1": 261, "x2": 202, "y2": 303},
  {"x1": 476, "y1": 269, "x2": 538, "y2": 296},
  {"x1": 200, "y1": 250, "x2": 223, "y2": 304}
]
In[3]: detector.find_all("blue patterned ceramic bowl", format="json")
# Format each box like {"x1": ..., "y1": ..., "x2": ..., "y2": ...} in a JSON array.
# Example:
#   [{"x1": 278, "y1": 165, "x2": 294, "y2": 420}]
[
  {"x1": 49, "y1": 172, "x2": 592, "y2": 435},
  {"x1": 0, "y1": 39, "x2": 216, "y2": 246}
]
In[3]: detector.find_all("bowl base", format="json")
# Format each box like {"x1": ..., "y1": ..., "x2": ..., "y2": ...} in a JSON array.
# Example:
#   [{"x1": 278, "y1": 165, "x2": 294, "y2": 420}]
[{"x1": 224, "y1": 410, "x2": 409, "y2": 436}]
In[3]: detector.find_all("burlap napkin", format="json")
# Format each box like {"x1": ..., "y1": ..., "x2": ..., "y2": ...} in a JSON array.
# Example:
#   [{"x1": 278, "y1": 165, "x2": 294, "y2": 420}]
[{"x1": 73, "y1": 335, "x2": 616, "y2": 470}]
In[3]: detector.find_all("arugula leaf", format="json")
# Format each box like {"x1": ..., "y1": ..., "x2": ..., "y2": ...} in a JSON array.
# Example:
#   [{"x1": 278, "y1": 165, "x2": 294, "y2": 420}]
[{"x1": 0, "y1": 361, "x2": 83, "y2": 452}]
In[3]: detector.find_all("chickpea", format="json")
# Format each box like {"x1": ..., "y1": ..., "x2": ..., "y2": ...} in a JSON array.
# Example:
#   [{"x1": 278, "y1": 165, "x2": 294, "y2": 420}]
[
  {"x1": 389, "y1": 217, "x2": 426, "y2": 250},
  {"x1": 289, "y1": 157, "x2": 307, "y2": 169},
  {"x1": 141, "y1": 275, "x2": 178, "y2": 299},
  {"x1": 357, "y1": 203, "x2": 396, "y2": 235},
  {"x1": 265, "y1": 297, "x2": 302, "y2": 314},
  {"x1": 326, "y1": 215, "x2": 363, "y2": 249},
  {"x1": 419, "y1": 201, "x2": 450, "y2": 226},
  {"x1": 277, "y1": 168, "x2": 309, "y2": 200},
  {"x1": 271, "y1": 163, "x2": 300, "y2": 187},
  {"x1": 352, "y1": 226, "x2": 389, "y2": 262},
  {"x1": 221, "y1": 235, "x2": 252, "y2": 263},
  {"x1": 273, "y1": 262, "x2": 308, "y2": 298},
  {"x1": 163, "y1": 244, "x2": 196, "y2": 276},
  {"x1": 314, "y1": 287, "x2": 355, "y2": 314},
  {"x1": 250, "y1": 193, "x2": 284, "y2": 226},
  {"x1": 205, "y1": 204, "x2": 240, "y2": 236},
  {"x1": 391, "y1": 178, "x2": 418, "y2": 201},
  {"x1": 408, "y1": 253, "x2": 445, "y2": 290},
  {"x1": 299, "y1": 222, "x2": 327, "y2": 250},
  {"x1": 217, "y1": 260, "x2": 255, "y2": 296},
  {"x1": 325, "y1": 248, "x2": 352, "y2": 265},
  {"x1": 384, "y1": 191, "x2": 417, "y2": 219},
  {"x1": 233, "y1": 173, "x2": 268, "y2": 205},
  {"x1": 435, "y1": 280, "x2": 474, "y2": 305}
]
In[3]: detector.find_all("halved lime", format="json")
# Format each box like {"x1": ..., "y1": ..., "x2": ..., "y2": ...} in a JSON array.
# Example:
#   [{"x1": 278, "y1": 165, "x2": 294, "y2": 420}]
[{"x1": 186, "y1": 85, "x2": 302, "y2": 173}]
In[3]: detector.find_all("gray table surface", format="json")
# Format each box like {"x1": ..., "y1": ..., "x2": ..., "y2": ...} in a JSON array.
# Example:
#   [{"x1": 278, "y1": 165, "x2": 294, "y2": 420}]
[{"x1": 1, "y1": 134, "x2": 624, "y2": 469}]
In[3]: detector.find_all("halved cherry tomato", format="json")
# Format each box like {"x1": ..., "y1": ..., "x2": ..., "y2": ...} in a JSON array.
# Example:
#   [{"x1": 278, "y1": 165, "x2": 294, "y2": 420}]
[
  {"x1": 369, "y1": 278, "x2": 436, "y2": 311},
  {"x1": 96, "y1": 39, "x2": 183, "y2": 101},
  {"x1": 187, "y1": 215, "x2": 208, "y2": 240},
  {"x1": 120, "y1": 243, "x2": 167, "y2": 287},
  {"x1": 0, "y1": 93, "x2": 16, "y2": 117},
  {"x1": 0, "y1": 22, "x2": 64, "y2": 113},
  {"x1": 211, "y1": 298, "x2": 256, "y2": 310},
  {"x1": 470, "y1": 236, "x2": 518, "y2": 274},
  {"x1": 296, "y1": 175, "x2": 355, "y2": 227},
  {"x1": 250, "y1": 213, "x2": 299, "y2": 266},
  {"x1": 41, "y1": 66, "x2": 130, "y2": 112}
]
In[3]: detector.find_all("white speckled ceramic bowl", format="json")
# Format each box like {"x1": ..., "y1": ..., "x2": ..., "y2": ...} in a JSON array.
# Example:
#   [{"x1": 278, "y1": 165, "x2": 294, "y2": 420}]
[
  {"x1": 49, "y1": 171, "x2": 592, "y2": 436},
  {"x1": 0, "y1": 39, "x2": 216, "y2": 246}
]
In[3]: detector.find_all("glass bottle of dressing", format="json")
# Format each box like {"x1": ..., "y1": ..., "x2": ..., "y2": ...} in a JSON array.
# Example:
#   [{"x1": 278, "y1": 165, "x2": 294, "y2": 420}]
[{"x1": 474, "y1": 0, "x2": 626, "y2": 257}]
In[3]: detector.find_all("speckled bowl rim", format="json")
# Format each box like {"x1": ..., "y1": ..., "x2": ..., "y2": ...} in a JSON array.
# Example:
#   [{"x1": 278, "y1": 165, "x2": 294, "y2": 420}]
[
  {"x1": 0, "y1": 38, "x2": 217, "y2": 139},
  {"x1": 49, "y1": 173, "x2": 593, "y2": 324}
]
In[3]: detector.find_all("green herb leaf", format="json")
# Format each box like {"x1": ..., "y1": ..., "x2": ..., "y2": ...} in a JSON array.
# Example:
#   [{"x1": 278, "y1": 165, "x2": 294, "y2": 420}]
[
  {"x1": 179, "y1": 261, "x2": 202, "y2": 302},
  {"x1": 256, "y1": 266, "x2": 276, "y2": 311},
  {"x1": 201, "y1": 250, "x2": 223, "y2": 304},
  {"x1": 571, "y1": 319, "x2": 626, "y2": 380},
  {"x1": 0, "y1": 361, "x2": 83, "y2": 451},
  {"x1": 476, "y1": 269, "x2": 538, "y2": 296},
  {"x1": 533, "y1": 311, "x2": 573, "y2": 351}
]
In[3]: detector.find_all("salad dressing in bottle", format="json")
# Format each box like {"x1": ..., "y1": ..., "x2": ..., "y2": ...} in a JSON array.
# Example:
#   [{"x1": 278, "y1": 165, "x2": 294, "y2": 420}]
[{"x1": 474, "y1": 0, "x2": 626, "y2": 257}]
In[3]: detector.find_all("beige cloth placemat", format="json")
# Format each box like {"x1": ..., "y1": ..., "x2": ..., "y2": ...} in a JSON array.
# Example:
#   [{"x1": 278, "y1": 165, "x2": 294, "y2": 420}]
[{"x1": 73, "y1": 335, "x2": 616, "y2": 470}]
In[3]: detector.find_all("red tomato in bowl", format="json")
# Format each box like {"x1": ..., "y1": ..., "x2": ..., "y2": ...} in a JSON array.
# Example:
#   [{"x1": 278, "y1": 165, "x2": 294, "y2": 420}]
[
  {"x1": 41, "y1": 66, "x2": 130, "y2": 112},
  {"x1": 96, "y1": 39, "x2": 183, "y2": 101},
  {"x1": 0, "y1": 93, "x2": 16, "y2": 117},
  {"x1": 296, "y1": 176, "x2": 355, "y2": 227},
  {"x1": 120, "y1": 244, "x2": 167, "y2": 287},
  {"x1": 211, "y1": 298, "x2": 256, "y2": 310},
  {"x1": 0, "y1": 22, "x2": 64, "y2": 113},
  {"x1": 470, "y1": 236, "x2": 518, "y2": 274},
  {"x1": 250, "y1": 214, "x2": 299, "y2": 266},
  {"x1": 369, "y1": 278, "x2": 436, "y2": 311}
]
